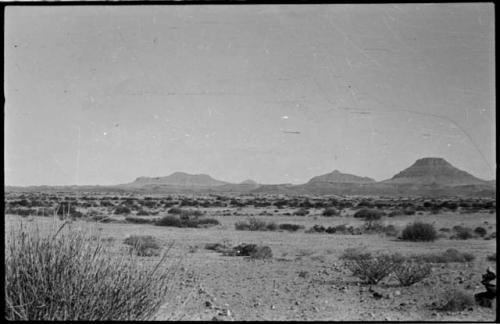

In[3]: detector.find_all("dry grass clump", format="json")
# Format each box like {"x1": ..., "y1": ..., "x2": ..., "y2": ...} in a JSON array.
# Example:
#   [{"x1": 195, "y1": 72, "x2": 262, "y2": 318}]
[
  {"x1": 5, "y1": 222, "x2": 175, "y2": 320},
  {"x1": 393, "y1": 261, "x2": 432, "y2": 286},
  {"x1": 123, "y1": 235, "x2": 161, "y2": 256},
  {"x1": 410, "y1": 248, "x2": 475, "y2": 263},
  {"x1": 439, "y1": 289, "x2": 475, "y2": 312}
]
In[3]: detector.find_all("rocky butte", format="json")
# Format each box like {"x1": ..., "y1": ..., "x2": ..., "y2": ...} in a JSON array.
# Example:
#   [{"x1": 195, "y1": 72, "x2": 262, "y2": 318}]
[{"x1": 383, "y1": 157, "x2": 488, "y2": 186}]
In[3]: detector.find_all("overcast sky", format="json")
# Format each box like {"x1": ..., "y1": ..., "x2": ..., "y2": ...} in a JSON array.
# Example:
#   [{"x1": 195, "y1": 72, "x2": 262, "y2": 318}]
[{"x1": 5, "y1": 4, "x2": 495, "y2": 186}]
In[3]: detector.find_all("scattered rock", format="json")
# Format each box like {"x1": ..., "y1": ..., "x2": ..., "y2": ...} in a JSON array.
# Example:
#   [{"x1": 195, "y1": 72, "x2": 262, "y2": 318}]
[{"x1": 218, "y1": 309, "x2": 231, "y2": 317}]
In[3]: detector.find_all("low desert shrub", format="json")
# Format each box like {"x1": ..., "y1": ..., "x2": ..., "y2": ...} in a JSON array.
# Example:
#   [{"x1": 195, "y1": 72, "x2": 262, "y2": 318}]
[
  {"x1": 430, "y1": 207, "x2": 441, "y2": 214},
  {"x1": 279, "y1": 223, "x2": 304, "y2": 232},
  {"x1": 340, "y1": 247, "x2": 372, "y2": 261},
  {"x1": 235, "y1": 217, "x2": 271, "y2": 231},
  {"x1": 353, "y1": 208, "x2": 385, "y2": 220},
  {"x1": 136, "y1": 209, "x2": 150, "y2": 216},
  {"x1": 486, "y1": 253, "x2": 496, "y2": 261},
  {"x1": 362, "y1": 219, "x2": 385, "y2": 233},
  {"x1": 401, "y1": 221, "x2": 437, "y2": 242},
  {"x1": 233, "y1": 243, "x2": 273, "y2": 259},
  {"x1": 114, "y1": 205, "x2": 131, "y2": 215},
  {"x1": 6, "y1": 207, "x2": 41, "y2": 217},
  {"x1": 155, "y1": 215, "x2": 219, "y2": 228},
  {"x1": 403, "y1": 208, "x2": 416, "y2": 215},
  {"x1": 451, "y1": 226, "x2": 474, "y2": 240},
  {"x1": 325, "y1": 226, "x2": 337, "y2": 234},
  {"x1": 322, "y1": 207, "x2": 340, "y2": 217},
  {"x1": 388, "y1": 209, "x2": 404, "y2": 217},
  {"x1": 382, "y1": 224, "x2": 399, "y2": 237},
  {"x1": 439, "y1": 289, "x2": 475, "y2": 312},
  {"x1": 88, "y1": 214, "x2": 118, "y2": 223},
  {"x1": 181, "y1": 209, "x2": 203, "y2": 218},
  {"x1": 293, "y1": 208, "x2": 310, "y2": 216},
  {"x1": 334, "y1": 224, "x2": 349, "y2": 233},
  {"x1": 189, "y1": 218, "x2": 220, "y2": 227},
  {"x1": 125, "y1": 216, "x2": 156, "y2": 224},
  {"x1": 167, "y1": 207, "x2": 182, "y2": 214},
  {"x1": 156, "y1": 215, "x2": 183, "y2": 227},
  {"x1": 393, "y1": 261, "x2": 432, "y2": 286},
  {"x1": 474, "y1": 227, "x2": 487, "y2": 237},
  {"x1": 205, "y1": 240, "x2": 232, "y2": 252},
  {"x1": 306, "y1": 224, "x2": 326, "y2": 233},
  {"x1": 266, "y1": 222, "x2": 278, "y2": 231},
  {"x1": 344, "y1": 252, "x2": 404, "y2": 284},
  {"x1": 123, "y1": 235, "x2": 161, "y2": 256},
  {"x1": 5, "y1": 222, "x2": 174, "y2": 320}
]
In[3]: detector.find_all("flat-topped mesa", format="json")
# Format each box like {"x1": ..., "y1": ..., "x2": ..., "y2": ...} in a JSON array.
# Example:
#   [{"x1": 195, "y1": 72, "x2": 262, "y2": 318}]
[
  {"x1": 413, "y1": 157, "x2": 453, "y2": 167},
  {"x1": 308, "y1": 170, "x2": 375, "y2": 184},
  {"x1": 385, "y1": 157, "x2": 486, "y2": 186},
  {"x1": 130, "y1": 172, "x2": 229, "y2": 187}
]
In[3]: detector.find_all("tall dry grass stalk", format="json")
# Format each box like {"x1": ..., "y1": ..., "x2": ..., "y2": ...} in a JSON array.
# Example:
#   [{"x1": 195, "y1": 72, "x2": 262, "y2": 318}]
[{"x1": 5, "y1": 220, "x2": 178, "y2": 320}]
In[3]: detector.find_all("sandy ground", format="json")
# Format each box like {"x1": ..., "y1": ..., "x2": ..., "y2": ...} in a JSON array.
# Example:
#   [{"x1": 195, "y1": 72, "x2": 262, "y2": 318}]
[{"x1": 5, "y1": 212, "x2": 496, "y2": 321}]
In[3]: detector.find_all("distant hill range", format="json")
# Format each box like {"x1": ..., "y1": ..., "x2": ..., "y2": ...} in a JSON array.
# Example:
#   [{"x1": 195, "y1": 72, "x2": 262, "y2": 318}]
[
  {"x1": 6, "y1": 157, "x2": 496, "y2": 197},
  {"x1": 308, "y1": 170, "x2": 375, "y2": 184}
]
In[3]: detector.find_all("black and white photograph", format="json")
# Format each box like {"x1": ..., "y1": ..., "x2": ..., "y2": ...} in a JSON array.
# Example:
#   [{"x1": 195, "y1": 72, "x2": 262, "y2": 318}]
[{"x1": 4, "y1": 2, "x2": 496, "y2": 321}]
